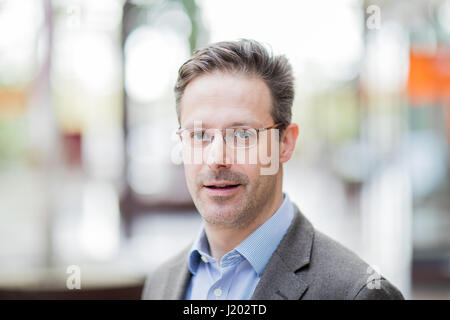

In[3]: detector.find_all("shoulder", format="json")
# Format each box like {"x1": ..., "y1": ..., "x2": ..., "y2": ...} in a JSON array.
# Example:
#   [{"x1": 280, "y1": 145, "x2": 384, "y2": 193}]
[{"x1": 304, "y1": 230, "x2": 404, "y2": 299}]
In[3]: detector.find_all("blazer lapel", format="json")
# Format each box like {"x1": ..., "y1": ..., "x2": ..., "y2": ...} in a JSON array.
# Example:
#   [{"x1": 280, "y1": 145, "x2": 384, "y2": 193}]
[
  {"x1": 251, "y1": 205, "x2": 314, "y2": 300},
  {"x1": 251, "y1": 252, "x2": 309, "y2": 300},
  {"x1": 167, "y1": 267, "x2": 191, "y2": 300},
  {"x1": 163, "y1": 247, "x2": 192, "y2": 300}
]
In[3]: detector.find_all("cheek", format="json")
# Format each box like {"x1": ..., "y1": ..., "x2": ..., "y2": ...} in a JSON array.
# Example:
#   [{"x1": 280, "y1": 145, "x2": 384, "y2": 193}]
[
  {"x1": 183, "y1": 164, "x2": 201, "y2": 187},
  {"x1": 236, "y1": 164, "x2": 260, "y2": 185}
]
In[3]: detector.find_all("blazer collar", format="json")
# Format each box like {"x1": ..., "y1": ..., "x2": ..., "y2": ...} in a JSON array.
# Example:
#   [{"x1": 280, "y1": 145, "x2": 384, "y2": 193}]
[{"x1": 251, "y1": 204, "x2": 314, "y2": 300}]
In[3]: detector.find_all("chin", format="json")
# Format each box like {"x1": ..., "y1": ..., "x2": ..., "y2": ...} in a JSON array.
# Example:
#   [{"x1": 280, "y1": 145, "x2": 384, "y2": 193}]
[{"x1": 199, "y1": 203, "x2": 243, "y2": 227}]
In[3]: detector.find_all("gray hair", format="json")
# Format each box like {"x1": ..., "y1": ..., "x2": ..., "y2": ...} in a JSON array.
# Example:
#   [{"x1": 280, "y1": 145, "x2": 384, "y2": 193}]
[{"x1": 174, "y1": 39, "x2": 295, "y2": 131}]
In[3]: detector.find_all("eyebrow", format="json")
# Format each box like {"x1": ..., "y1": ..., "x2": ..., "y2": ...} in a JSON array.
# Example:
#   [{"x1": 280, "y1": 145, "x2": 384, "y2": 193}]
[
  {"x1": 182, "y1": 120, "x2": 264, "y2": 128},
  {"x1": 228, "y1": 121, "x2": 263, "y2": 127}
]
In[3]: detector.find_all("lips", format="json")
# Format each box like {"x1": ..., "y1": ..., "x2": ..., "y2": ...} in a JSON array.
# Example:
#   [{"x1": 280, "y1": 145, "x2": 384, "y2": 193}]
[
  {"x1": 203, "y1": 182, "x2": 242, "y2": 196},
  {"x1": 204, "y1": 184, "x2": 241, "y2": 189}
]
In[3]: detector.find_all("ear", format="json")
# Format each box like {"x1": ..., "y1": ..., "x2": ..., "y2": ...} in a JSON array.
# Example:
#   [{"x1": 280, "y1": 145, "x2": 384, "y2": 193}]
[{"x1": 279, "y1": 123, "x2": 299, "y2": 164}]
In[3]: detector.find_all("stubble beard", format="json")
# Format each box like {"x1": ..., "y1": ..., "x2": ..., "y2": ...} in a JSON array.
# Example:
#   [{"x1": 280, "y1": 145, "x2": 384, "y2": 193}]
[{"x1": 194, "y1": 175, "x2": 276, "y2": 230}]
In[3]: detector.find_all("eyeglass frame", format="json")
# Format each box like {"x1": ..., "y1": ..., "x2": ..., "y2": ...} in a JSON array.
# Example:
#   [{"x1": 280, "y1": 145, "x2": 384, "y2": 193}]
[{"x1": 176, "y1": 122, "x2": 283, "y2": 149}]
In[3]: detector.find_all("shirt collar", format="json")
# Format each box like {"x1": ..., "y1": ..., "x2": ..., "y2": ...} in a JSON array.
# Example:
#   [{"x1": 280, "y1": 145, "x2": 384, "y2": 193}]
[
  {"x1": 235, "y1": 193, "x2": 294, "y2": 275},
  {"x1": 188, "y1": 227, "x2": 212, "y2": 275},
  {"x1": 188, "y1": 193, "x2": 295, "y2": 276}
]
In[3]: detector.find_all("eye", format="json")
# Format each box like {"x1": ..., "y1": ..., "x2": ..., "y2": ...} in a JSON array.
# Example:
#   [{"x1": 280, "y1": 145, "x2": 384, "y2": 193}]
[
  {"x1": 191, "y1": 130, "x2": 210, "y2": 141},
  {"x1": 235, "y1": 129, "x2": 252, "y2": 140}
]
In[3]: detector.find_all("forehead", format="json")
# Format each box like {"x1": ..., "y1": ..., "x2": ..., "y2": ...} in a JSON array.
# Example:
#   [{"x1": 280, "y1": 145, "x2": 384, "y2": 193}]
[{"x1": 179, "y1": 72, "x2": 273, "y2": 128}]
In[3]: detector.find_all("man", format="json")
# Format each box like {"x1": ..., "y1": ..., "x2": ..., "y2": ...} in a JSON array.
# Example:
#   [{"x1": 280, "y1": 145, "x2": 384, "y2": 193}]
[{"x1": 142, "y1": 39, "x2": 404, "y2": 300}]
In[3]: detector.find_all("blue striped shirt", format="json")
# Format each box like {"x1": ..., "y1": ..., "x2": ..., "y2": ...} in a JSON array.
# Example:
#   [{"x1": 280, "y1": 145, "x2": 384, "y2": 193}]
[{"x1": 185, "y1": 193, "x2": 295, "y2": 300}]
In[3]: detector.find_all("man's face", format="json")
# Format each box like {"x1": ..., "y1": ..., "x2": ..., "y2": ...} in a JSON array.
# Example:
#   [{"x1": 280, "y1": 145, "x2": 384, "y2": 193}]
[{"x1": 179, "y1": 71, "x2": 280, "y2": 229}]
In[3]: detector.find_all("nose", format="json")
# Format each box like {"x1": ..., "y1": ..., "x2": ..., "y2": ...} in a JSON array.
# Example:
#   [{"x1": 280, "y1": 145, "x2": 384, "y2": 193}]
[{"x1": 206, "y1": 131, "x2": 232, "y2": 170}]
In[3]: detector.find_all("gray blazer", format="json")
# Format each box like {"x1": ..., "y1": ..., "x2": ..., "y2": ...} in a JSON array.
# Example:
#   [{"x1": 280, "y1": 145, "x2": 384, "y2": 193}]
[{"x1": 141, "y1": 205, "x2": 404, "y2": 300}]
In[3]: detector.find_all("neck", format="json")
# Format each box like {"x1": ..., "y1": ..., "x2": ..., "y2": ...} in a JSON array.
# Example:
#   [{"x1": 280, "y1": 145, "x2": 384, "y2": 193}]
[{"x1": 204, "y1": 178, "x2": 284, "y2": 262}]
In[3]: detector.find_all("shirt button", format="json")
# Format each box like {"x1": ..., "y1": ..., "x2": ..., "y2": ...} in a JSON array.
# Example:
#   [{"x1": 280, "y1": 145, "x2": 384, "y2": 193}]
[
  {"x1": 213, "y1": 288, "x2": 222, "y2": 297},
  {"x1": 201, "y1": 255, "x2": 208, "y2": 263}
]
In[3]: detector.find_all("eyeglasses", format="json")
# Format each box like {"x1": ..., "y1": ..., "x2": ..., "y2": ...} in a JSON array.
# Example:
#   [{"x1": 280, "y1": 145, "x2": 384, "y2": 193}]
[{"x1": 176, "y1": 123, "x2": 282, "y2": 149}]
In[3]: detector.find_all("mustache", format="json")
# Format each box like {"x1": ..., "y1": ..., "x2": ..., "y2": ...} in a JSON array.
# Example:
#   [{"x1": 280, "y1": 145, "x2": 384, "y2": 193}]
[{"x1": 197, "y1": 170, "x2": 249, "y2": 186}]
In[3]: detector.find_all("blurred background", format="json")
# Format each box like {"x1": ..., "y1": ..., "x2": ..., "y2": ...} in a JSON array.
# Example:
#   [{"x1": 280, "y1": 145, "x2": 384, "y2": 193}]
[{"x1": 0, "y1": 0, "x2": 449, "y2": 299}]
